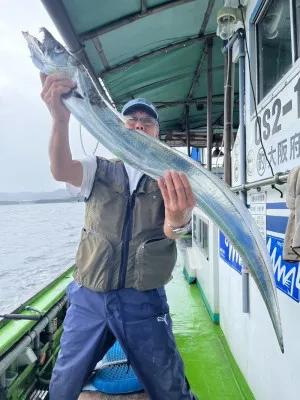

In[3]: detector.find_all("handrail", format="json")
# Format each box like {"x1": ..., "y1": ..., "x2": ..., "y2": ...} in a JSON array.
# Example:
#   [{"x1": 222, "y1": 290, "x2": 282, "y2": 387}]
[
  {"x1": 0, "y1": 296, "x2": 67, "y2": 376},
  {"x1": 231, "y1": 173, "x2": 289, "y2": 193}
]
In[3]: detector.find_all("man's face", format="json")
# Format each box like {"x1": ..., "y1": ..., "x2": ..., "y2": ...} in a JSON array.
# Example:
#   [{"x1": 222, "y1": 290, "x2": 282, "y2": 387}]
[{"x1": 124, "y1": 110, "x2": 159, "y2": 138}]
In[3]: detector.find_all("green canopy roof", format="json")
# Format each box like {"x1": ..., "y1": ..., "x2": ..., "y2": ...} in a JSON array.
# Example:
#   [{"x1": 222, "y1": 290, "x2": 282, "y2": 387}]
[{"x1": 42, "y1": 0, "x2": 239, "y2": 147}]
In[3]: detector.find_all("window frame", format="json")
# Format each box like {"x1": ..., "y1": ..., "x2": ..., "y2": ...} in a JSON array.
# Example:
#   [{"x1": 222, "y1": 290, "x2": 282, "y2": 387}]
[
  {"x1": 192, "y1": 213, "x2": 209, "y2": 259},
  {"x1": 250, "y1": 0, "x2": 298, "y2": 113}
]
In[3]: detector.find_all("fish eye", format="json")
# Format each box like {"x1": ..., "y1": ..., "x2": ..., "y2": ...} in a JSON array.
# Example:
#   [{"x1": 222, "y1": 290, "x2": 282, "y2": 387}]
[{"x1": 54, "y1": 44, "x2": 64, "y2": 53}]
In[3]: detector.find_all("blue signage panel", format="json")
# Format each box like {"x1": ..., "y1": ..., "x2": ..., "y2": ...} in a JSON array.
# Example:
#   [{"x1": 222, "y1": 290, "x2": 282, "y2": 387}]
[
  {"x1": 267, "y1": 235, "x2": 299, "y2": 302},
  {"x1": 219, "y1": 232, "x2": 300, "y2": 302},
  {"x1": 219, "y1": 232, "x2": 243, "y2": 274}
]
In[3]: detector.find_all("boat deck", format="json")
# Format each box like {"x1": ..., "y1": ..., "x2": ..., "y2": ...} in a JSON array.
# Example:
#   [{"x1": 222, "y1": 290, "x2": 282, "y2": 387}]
[{"x1": 79, "y1": 238, "x2": 254, "y2": 400}]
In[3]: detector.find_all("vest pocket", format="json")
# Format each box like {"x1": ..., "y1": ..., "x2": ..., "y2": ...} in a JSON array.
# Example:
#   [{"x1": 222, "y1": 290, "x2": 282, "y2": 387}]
[
  {"x1": 135, "y1": 237, "x2": 177, "y2": 290},
  {"x1": 75, "y1": 228, "x2": 114, "y2": 290}
]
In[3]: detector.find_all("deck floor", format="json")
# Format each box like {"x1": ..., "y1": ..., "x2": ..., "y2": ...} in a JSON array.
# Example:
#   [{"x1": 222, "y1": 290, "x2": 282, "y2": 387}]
[{"x1": 80, "y1": 238, "x2": 254, "y2": 400}]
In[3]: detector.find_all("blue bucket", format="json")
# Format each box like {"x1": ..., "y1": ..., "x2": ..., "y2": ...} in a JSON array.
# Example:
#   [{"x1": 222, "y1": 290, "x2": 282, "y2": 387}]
[{"x1": 92, "y1": 341, "x2": 143, "y2": 394}]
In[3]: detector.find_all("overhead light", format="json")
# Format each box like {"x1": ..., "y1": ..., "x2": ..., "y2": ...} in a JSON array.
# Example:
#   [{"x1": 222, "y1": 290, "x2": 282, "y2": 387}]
[
  {"x1": 216, "y1": 2, "x2": 247, "y2": 41},
  {"x1": 216, "y1": 7, "x2": 237, "y2": 40},
  {"x1": 212, "y1": 147, "x2": 224, "y2": 157}
]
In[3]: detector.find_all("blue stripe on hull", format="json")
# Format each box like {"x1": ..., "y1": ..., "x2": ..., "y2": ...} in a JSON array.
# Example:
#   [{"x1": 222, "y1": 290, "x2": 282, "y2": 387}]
[
  {"x1": 267, "y1": 216, "x2": 288, "y2": 234},
  {"x1": 267, "y1": 203, "x2": 288, "y2": 210}
]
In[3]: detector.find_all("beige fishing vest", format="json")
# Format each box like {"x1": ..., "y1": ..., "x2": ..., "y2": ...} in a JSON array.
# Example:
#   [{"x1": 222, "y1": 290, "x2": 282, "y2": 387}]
[{"x1": 74, "y1": 157, "x2": 177, "y2": 291}]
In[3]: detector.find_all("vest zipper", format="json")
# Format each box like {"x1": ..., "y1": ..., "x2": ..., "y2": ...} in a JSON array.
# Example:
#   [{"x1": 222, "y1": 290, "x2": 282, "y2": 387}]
[
  {"x1": 118, "y1": 168, "x2": 147, "y2": 289},
  {"x1": 118, "y1": 191, "x2": 136, "y2": 289}
]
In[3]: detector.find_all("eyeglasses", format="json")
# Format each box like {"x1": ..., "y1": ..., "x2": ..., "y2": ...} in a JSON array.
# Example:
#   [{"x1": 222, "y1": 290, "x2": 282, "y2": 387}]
[{"x1": 126, "y1": 115, "x2": 157, "y2": 127}]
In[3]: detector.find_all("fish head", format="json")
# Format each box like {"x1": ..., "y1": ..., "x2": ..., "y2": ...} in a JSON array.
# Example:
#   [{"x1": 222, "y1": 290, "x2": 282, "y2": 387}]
[{"x1": 22, "y1": 28, "x2": 74, "y2": 76}]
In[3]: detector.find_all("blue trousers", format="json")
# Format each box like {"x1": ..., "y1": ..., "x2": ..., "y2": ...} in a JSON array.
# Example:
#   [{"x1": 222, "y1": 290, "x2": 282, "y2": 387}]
[{"x1": 50, "y1": 281, "x2": 198, "y2": 400}]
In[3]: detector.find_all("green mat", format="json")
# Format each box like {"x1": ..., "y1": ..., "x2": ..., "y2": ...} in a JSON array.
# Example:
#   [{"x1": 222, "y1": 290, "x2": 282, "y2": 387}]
[{"x1": 166, "y1": 242, "x2": 255, "y2": 400}]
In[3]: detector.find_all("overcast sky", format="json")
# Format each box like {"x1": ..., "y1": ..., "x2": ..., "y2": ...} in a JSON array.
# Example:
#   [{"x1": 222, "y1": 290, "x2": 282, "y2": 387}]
[{"x1": 0, "y1": 0, "x2": 112, "y2": 193}]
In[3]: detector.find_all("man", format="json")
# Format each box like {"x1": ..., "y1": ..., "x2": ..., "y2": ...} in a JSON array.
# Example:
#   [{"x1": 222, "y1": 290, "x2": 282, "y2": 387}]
[{"x1": 40, "y1": 73, "x2": 197, "y2": 400}]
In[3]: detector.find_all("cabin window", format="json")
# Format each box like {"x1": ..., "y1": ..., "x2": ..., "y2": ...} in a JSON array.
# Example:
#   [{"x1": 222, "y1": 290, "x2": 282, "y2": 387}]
[
  {"x1": 192, "y1": 214, "x2": 209, "y2": 258},
  {"x1": 192, "y1": 216, "x2": 198, "y2": 242},
  {"x1": 201, "y1": 220, "x2": 209, "y2": 255},
  {"x1": 256, "y1": 0, "x2": 292, "y2": 101}
]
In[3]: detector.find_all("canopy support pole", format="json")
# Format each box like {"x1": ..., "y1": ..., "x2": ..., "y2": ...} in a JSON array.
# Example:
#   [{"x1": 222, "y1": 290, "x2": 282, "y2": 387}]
[
  {"x1": 207, "y1": 38, "x2": 213, "y2": 171},
  {"x1": 186, "y1": 105, "x2": 191, "y2": 156},
  {"x1": 223, "y1": 30, "x2": 250, "y2": 314},
  {"x1": 223, "y1": 48, "x2": 232, "y2": 185}
]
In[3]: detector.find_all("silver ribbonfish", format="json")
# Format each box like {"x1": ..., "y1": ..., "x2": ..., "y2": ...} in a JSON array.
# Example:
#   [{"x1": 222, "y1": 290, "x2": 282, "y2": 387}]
[{"x1": 23, "y1": 28, "x2": 284, "y2": 352}]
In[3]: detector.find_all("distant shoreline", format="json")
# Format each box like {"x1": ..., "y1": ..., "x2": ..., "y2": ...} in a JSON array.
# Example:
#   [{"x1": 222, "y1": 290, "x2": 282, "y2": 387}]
[{"x1": 0, "y1": 198, "x2": 83, "y2": 205}]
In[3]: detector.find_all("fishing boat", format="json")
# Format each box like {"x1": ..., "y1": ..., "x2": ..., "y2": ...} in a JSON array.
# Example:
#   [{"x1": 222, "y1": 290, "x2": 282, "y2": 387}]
[{"x1": 1, "y1": 0, "x2": 299, "y2": 398}]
